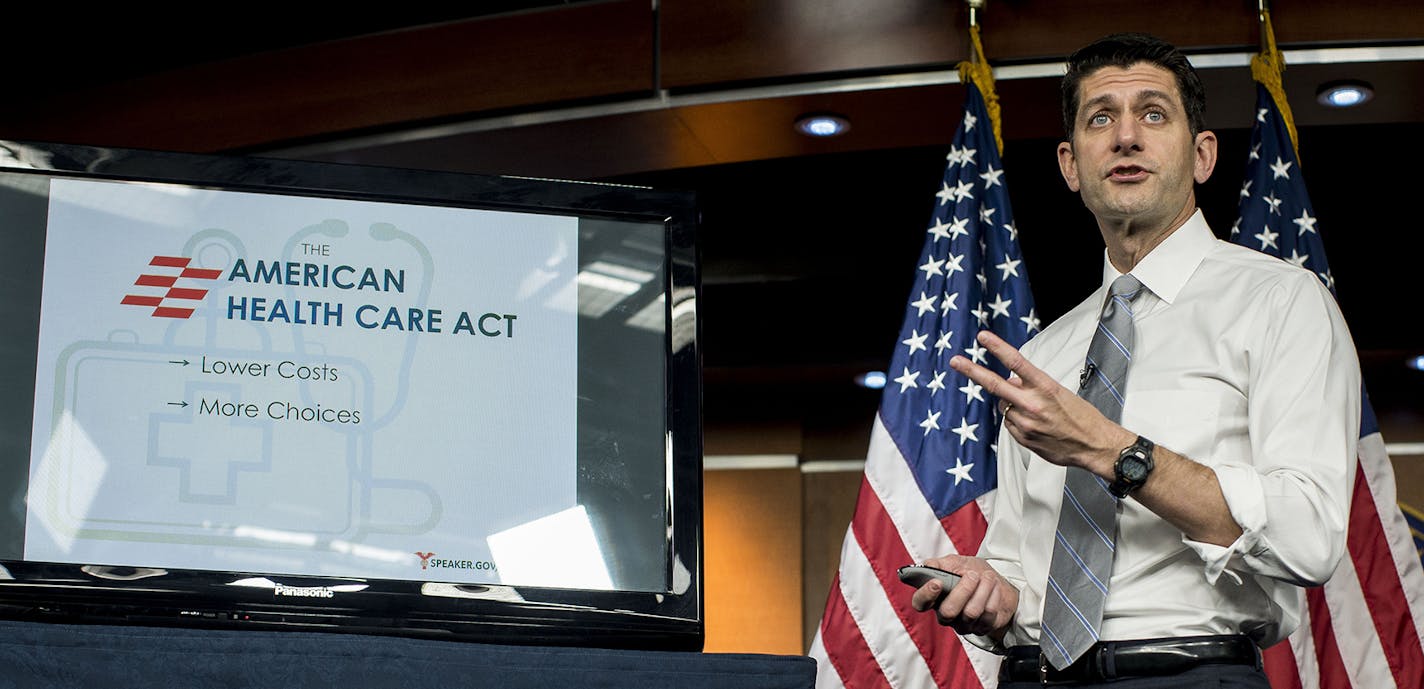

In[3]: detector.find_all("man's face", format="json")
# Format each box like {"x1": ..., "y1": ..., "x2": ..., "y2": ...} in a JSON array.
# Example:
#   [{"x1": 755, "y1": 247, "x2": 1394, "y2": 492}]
[{"x1": 1056, "y1": 62, "x2": 1216, "y2": 229}]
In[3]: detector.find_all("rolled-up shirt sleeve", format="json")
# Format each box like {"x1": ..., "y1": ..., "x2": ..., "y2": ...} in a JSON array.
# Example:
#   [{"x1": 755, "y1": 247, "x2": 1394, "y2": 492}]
[{"x1": 1182, "y1": 272, "x2": 1360, "y2": 586}]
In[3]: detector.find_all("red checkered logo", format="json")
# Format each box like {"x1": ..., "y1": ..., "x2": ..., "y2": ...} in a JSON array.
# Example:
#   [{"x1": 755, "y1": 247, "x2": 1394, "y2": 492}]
[{"x1": 120, "y1": 255, "x2": 223, "y2": 319}]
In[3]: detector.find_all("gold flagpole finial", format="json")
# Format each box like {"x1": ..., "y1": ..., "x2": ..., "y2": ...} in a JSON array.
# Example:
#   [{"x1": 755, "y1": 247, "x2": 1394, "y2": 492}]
[
  {"x1": 967, "y1": 0, "x2": 984, "y2": 30},
  {"x1": 958, "y1": 0, "x2": 1003, "y2": 153}
]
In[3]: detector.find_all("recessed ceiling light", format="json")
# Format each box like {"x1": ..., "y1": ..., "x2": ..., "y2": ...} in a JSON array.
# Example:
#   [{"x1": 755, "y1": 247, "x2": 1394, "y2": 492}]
[
  {"x1": 1408, "y1": 355, "x2": 1424, "y2": 371},
  {"x1": 1316, "y1": 80, "x2": 1374, "y2": 108},
  {"x1": 795, "y1": 113, "x2": 851, "y2": 138},
  {"x1": 855, "y1": 371, "x2": 887, "y2": 389}
]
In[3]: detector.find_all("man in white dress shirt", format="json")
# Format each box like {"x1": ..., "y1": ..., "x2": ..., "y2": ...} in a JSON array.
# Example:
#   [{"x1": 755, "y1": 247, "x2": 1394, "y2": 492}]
[{"x1": 910, "y1": 33, "x2": 1361, "y2": 688}]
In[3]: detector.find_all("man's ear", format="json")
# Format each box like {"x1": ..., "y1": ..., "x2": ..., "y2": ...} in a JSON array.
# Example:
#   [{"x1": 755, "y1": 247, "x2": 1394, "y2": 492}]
[
  {"x1": 1193, "y1": 130, "x2": 1218, "y2": 184},
  {"x1": 1057, "y1": 141, "x2": 1080, "y2": 192}
]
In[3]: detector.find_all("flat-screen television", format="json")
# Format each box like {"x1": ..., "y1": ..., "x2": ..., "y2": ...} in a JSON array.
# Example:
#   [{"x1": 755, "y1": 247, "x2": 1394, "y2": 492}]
[{"x1": 0, "y1": 139, "x2": 702, "y2": 650}]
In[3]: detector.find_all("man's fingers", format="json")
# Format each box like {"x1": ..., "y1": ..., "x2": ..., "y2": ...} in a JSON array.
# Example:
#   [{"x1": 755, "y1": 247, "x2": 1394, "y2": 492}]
[
  {"x1": 960, "y1": 571, "x2": 994, "y2": 621},
  {"x1": 911, "y1": 580, "x2": 946, "y2": 612},
  {"x1": 950, "y1": 355, "x2": 1028, "y2": 409},
  {"x1": 975, "y1": 331, "x2": 1054, "y2": 388},
  {"x1": 934, "y1": 570, "x2": 978, "y2": 621}
]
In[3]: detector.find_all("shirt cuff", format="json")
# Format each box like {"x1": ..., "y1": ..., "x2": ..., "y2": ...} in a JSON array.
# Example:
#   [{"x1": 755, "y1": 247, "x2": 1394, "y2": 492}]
[{"x1": 1179, "y1": 463, "x2": 1266, "y2": 585}]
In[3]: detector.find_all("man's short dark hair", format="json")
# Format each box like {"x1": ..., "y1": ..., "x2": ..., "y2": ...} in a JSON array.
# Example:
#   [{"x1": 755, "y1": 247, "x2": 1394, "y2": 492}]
[{"x1": 1061, "y1": 33, "x2": 1206, "y2": 141}]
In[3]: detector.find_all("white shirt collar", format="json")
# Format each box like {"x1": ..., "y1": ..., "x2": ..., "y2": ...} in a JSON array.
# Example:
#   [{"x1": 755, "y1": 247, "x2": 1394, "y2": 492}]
[{"x1": 1099, "y1": 209, "x2": 1214, "y2": 305}]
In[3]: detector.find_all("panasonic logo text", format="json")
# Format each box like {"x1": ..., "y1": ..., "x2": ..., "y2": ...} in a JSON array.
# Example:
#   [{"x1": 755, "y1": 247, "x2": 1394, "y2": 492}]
[{"x1": 273, "y1": 584, "x2": 336, "y2": 598}]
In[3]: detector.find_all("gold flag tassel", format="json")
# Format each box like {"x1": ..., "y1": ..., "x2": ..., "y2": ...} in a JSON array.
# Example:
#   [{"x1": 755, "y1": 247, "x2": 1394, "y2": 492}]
[
  {"x1": 956, "y1": 22, "x2": 1004, "y2": 155},
  {"x1": 1252, "y1": 7, "x2": 1300, "y2": 159}
]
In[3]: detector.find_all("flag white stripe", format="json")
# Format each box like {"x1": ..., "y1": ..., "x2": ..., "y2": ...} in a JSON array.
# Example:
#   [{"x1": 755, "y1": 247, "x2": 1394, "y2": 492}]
[
  {"x1": 1289, "y1": 602, "x2": 1323, "y2": 689},
  {"x1": 808, "y1": 631, "x2": 845, "y2": 689},
  {"x1": 1358, "y1": 433, "x2": 1424, "y2": 648},
  {"x1": 838, "y1": 528, "x2": 936, "y2": 689},
  {"x1": 865, "y1": 416, "x2": 957, "y2": 563},
  {"x1": 1323, "y1": 545, "x2": 1397, "y2": 689}
]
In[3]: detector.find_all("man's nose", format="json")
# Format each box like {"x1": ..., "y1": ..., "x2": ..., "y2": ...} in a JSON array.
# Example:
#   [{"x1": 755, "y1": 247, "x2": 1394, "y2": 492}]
[{"x1": 1112, "y1": 119, "x2": 1143, "y2": 151}]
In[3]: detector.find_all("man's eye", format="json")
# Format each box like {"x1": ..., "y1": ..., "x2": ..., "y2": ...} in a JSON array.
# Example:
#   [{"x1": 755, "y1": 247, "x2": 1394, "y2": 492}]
[
  {"x1": 1144, "y1": 111, "x2": 1165, "y2": 122},
  {"x1": 1090, "y1": 113, "x2": 1110, "y2": 126}
]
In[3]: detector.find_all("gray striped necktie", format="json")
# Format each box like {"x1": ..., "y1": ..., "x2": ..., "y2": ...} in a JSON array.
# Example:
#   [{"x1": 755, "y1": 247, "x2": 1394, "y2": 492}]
[{"x1": 1038, "y1": 274, "x2": 1144, "y2": 670}]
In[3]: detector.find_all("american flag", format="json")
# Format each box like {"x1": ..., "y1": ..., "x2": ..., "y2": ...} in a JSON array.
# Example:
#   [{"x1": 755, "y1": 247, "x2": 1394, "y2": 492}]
[
  {"x1": 1232, "y1": 79, "x2": 1424, "y2": 689},
  {"x1": 808, "y1": 80, "x2": 1035, "y2": 689}
]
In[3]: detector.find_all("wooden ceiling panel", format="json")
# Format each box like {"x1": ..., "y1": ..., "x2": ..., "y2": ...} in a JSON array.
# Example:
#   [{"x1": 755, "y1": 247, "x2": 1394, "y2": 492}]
[
  {"x1": 0, "y1": 0, "x2": 655, "y2": 153},
  {"x1": 662, "y1": 0, "x2": 1424, "y2": 92},
  {"x1": 294, "y1": 108, "x2": 714, "y2": 180},
  {"x1": 669, "y1": 86, "x2": 965, "y2": 164},
  {"x1": 660, "y1": 0, "x2": 965, "y2": 90}
]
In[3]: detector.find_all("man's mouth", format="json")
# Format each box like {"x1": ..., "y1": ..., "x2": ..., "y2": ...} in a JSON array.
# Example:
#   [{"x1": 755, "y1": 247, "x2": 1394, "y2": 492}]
[{"x1": 1109, "y1": 165, "x2": 1149, "y2": 182}]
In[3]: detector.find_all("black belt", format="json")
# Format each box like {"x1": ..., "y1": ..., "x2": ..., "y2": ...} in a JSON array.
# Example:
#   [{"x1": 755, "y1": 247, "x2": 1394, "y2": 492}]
[{"x1": 999, "y1": 635, "x2": 1261, "y2": 685}]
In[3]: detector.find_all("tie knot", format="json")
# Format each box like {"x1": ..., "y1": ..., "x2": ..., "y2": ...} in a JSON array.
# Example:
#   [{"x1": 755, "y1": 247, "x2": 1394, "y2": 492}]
[
  {"x1": 1110, "y1": 274, "x2": 1143, "y2": 299},
  {"x1": 1101, "y1": 274, "x2": 1143, "y2": 321}
]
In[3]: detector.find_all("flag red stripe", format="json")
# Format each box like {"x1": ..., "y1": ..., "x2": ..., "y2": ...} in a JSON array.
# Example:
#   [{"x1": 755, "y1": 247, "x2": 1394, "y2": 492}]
[
  {"x1": 1348, "y1": 462, "x2": 1424, "y2": 689},
  {"x1": 180, "y1": 268, "x2": 223, "y2": 279},
  {"x1": 150, "y1": 256, "x2": 190, "y2": 267},
  {"x1": 819, "y1": 572, "x2": 894, "y2": 689},
  {"x1": 940, "y1": 500, "x2": 987, "y2": 558},
  {"x1": 1262, "y1": 641, "x2": 1304, "y2": 689},
  {"x1": 152, "y1": 307, "x2": 194, "y2": 318},
  {"x1": 851, "y1": 476, "x2": 984, "y2": 689},
  {"x1": 121, "y1": 295, "x2": 163, "y2": 307},
  {"x1": 135, "y1": 274, "x2": 178, "y2": 287},
  {"x1": 1307, "y1": 587, "x2": 1352, "y2": 688}
]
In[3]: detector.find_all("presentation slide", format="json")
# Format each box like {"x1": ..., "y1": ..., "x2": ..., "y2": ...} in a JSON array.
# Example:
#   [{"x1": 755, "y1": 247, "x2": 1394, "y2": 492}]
[{"x1": 25, "y1": 178, "x2": 582, "y2": 586}]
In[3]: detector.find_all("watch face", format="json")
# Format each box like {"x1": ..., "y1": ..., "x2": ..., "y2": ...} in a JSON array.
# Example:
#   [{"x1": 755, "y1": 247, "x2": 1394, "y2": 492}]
[{"x1": 1121, "y1": 454, "x2": 1150, "y2": 481}]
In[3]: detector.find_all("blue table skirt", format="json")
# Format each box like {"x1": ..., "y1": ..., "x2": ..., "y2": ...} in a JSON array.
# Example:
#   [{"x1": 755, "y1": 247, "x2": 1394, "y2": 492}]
[{"x1": 0, "y1": 619, "x2": 816, "y2": 688}]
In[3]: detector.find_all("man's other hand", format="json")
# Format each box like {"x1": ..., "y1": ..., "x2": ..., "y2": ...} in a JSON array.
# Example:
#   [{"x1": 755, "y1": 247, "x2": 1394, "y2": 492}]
[{"x1": 909, "y1": 554, "x2": 1018, "y2": 640}]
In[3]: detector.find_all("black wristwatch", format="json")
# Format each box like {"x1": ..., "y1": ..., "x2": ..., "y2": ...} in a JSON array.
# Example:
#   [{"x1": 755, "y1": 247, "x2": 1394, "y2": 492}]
[{"x1": 1109, "y1": 436, "x2": 1155, "y2": 498}]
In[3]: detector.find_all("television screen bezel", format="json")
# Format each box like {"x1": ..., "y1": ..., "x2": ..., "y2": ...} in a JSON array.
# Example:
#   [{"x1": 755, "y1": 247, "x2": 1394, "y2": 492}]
[{"x1": 0, "y1": 139, "x2": 703, "y2": 651}]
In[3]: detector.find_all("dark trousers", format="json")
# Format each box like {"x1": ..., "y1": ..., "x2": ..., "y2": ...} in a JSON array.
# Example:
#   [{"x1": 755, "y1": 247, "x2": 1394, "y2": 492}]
[{"x1": 998, "y1": 662, "x2": 1270, "y2": 688}]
